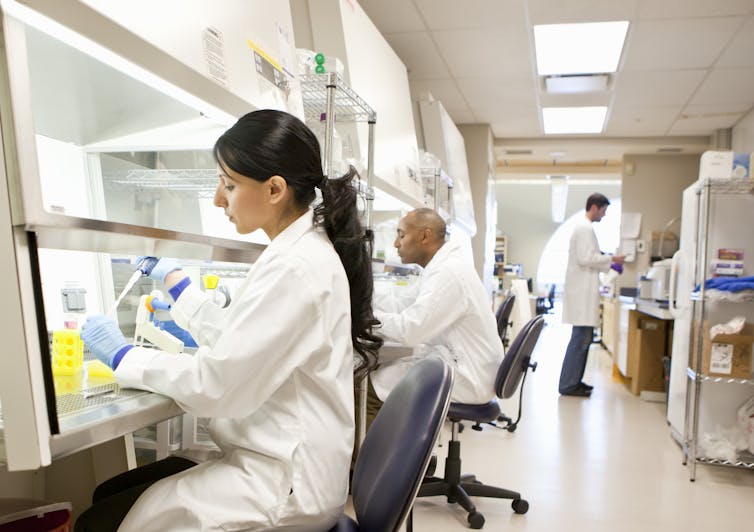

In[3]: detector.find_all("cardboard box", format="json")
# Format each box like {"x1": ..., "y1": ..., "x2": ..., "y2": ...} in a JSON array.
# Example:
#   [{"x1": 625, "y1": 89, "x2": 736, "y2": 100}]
[{"x1": 693, "y1": 321, "x2": 754, "y2": 379}]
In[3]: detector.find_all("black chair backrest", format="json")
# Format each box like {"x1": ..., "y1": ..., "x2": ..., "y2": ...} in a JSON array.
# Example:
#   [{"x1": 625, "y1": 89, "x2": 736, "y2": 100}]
[
  {"x1": 494, "y1": 315, "x2": 545, "y2": 399},
  {"x1": 547, "y1": 284, "x2": 556, "y2": 305},
  {"x1": 495, "y1": 295, "x2": 516, "y2": 337},
  {"x1": 351, "y1": 358, "x2": 453, "y2": 532}
]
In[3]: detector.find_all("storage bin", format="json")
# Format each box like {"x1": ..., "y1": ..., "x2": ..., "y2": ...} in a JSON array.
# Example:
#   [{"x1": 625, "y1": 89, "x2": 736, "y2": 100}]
[{"x1": 0, "y1": 499, "x2": 71, "y2": 531}]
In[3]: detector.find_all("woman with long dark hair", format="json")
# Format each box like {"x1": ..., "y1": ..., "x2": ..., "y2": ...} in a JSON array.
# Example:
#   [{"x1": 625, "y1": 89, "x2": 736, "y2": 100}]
[{"x1": 76, "y1": 109, "x2": 382, "y2": 531}]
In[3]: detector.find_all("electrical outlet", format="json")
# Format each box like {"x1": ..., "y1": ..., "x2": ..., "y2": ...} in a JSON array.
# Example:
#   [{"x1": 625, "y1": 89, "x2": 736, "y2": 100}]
[{"x1": 636, "y1": 239, "x2": 646, "y2": 252}]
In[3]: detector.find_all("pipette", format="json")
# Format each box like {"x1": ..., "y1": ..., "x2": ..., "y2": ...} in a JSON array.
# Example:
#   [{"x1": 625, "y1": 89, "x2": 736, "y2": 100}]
[{"x1": 107, "y1": 257, "x2": 159, "y2": 317}]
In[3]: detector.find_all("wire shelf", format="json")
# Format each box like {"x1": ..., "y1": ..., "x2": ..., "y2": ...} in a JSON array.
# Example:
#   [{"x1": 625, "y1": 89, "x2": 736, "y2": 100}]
[
  {"x1": 691, "y1": 289, "x2": 754, "y2": 302},
  {"x1": 300, "y1": 73, "x2": 376, "y2": 123},
  {"x1": 696, "y1": 451, "x2": 754, "y2": 469},
  {"x1": 686, "y1": 367, "x2": 754, "y2": 385},
  {"x1": 105, "y1": 169, "x2": 218, "y2": 199},
  {"x1": 697, "y1": 177, "x2": 754, "y2": 194}
]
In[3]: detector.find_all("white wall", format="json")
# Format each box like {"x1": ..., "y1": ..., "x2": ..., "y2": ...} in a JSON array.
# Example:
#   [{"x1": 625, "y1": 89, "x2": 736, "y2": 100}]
[
  {"x1": 458, "y1": 124, "x2": 496, "y2": 292},
  {"x1": 496, "y1": 183, "x2": 621, "y2": 289},
  {"x1": 732, "y1": 108, "x2": 754, "y2": 151},
  {"x1": 620, "y1": 154, "x2": 700, "y2": 289}
]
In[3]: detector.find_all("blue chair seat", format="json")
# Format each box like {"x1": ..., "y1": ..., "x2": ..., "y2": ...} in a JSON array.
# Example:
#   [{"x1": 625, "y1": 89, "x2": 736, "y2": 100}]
[{"x1": 448, "y1": 401, "x2": 500, "y2": 424}]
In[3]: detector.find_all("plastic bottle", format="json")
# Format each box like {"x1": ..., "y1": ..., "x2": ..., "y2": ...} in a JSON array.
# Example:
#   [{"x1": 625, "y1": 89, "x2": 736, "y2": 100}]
[
  {"x1": 313, "y1": 52, "x2": 344, "y2": 77},
  {"x1": 312, "y1": 113, "x2": 343, "y2": 176}
]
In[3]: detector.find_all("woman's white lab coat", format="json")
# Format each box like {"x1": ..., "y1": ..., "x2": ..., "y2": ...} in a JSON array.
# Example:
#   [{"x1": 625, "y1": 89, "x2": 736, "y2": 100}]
[
  {"x1": 562, "y1": 215, "x2": 612, "y2": 327},
  {"x1": 372, "y1": 239, "x2": 503, "y2": 404},
  {"x1": 114, "y1": 211, "x2": 354, "y2": 531}
]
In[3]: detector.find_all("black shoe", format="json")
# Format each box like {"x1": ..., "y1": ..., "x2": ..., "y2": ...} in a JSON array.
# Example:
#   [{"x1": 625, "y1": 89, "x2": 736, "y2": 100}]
[
  {"x1": 560, "y1": 387, "x2": 591, "y2": 397},
  {"x1": 578, "y1": 382, "x2": 594, "y2": 391}
]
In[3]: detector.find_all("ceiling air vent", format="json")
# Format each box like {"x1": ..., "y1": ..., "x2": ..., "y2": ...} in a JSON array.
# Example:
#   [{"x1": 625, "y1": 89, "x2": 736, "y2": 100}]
[
  {"x1": 504, "y1": 149, "x2": 533, "y2": 155},
  {"x1": 657, "y1": 147, "x2": 683, "y2": 153},
  {"x1": 544, "y1": 74, "x2": 609, "y2": 93}
]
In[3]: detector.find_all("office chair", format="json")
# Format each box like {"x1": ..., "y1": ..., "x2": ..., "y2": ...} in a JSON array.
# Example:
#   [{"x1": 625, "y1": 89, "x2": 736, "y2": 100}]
[
  {"x1": 330, "y1": 357, "x2": 453, "y2": 532},
  {"x1": 417, "y1": 315, "x2": 545, "y2": 529},
  {"x1": 535, "y1": 284, "x2": 556, "y2": 315},
  {"x1": 494, "y1": 294, "x2": 516, "y2": 350}
]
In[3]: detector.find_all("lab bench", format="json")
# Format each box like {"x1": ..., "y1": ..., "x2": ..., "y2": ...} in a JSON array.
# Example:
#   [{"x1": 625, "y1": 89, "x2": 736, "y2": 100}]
[{"x1": 612, "y1": 296, "x2": 674, "y2": 396}]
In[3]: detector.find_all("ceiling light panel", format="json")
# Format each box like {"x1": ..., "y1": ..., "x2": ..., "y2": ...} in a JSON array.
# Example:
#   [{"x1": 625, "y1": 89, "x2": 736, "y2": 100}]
[
  {"x1": 534, "y1": 21, "x2": 629, "y2": 75},
  {"x1": 542, "y1": 107, "x2": 608, "y2": 134}
]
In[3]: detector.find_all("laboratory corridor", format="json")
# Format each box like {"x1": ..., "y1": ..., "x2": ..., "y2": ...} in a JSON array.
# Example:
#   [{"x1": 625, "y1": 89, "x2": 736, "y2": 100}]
[{"x1": 408, "y1": 317, "x2": 754, "y2": 531}]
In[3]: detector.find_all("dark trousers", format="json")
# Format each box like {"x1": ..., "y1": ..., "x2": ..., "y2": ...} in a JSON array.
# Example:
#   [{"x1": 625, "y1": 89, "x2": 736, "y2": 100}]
[
  {"x1": 74, "y1": 455, "x2": 197, "y2": 532},
  {"x1": 558, "y1": 326, "x2": 594, "y2": 393},
  {"x1": 352, "y1": 376, "x2": 383, "y2": 467}
]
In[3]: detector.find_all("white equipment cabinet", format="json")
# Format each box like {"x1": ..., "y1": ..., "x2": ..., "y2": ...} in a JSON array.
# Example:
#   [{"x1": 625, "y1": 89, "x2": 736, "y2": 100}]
[{"x1": 0, "y1": 0, "x2": 301, "y2": 475}]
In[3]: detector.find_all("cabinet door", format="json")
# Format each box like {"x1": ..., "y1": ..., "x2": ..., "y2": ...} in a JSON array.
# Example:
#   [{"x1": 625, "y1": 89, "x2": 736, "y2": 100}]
[{"x1": 616, "y1": 304, "x2": 633, "y2": 375}]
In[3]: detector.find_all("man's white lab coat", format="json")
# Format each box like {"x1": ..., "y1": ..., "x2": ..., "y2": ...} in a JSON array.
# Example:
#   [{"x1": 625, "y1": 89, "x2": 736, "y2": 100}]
[
  {"x1": 562, "y1": 214, "x2": 612, "y2": 327},
  {"x1": 372, "y1": 240, "x2": 503, "y2": 404},
  {"x1": 114, "y1": 211, "x2": 353, "y2": 531}
]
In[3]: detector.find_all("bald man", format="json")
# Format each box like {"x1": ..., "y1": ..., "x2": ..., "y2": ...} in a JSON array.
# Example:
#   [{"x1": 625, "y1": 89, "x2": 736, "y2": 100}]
[{"x1": 369, "y1": 208, "x2": 503, "y2": 422}]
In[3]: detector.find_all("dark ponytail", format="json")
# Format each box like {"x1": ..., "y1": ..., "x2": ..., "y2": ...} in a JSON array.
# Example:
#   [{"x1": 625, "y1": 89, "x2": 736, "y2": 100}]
[
  {"x1": 315, "y1": 167, "x2": 382, "y2": 380},
  {"x1": 213, "y1": 110, "x2": 382, "y2": 379}
]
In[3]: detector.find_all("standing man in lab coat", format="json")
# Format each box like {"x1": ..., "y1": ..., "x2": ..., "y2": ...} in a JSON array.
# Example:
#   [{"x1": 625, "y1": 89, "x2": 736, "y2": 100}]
[
  {"x1": 559, "y1": 193, "x2": 625, "y2": 397},
  {"x1": 369, "y1": 208, "x2": 503, "y2": 423}
]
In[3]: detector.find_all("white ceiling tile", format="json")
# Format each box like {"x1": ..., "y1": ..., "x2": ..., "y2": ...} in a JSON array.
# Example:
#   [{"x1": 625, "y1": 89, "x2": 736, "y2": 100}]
[
  {"x1": 527, "y1": 0, "x2": 639, "y2": 25},
  {"x1": 446, "y1": 109, "x2": 477, "y2": 124},
  {"x1": 469, "y1": 88, "x2": 541, "y2": 136},
  {"x1": 669, "y1": 111, "x2": 746, "y2": 134},
  {"x1": 409, "y1": 79, "x2": 468, "y2": 112},
  {"x1": 605, "y1": 106, "x2": 681, "y2": 135},
  {"x1": 690, "y1": 67, "x2": 754, "y2": 104},
  {"x1": 623, "y1": 18, "x2": 742, "y2": 70},
  {"x1": 356, "y1": 0, "x2": 426, "y2": 33},
  {"x1": 491, "y1": 107, "x2": 543, "y2": 138},
  {"x1": 456, "y1": 76, "x2": 538, "y2": 109},
  {"x1": 432, "y1": 28, "x2": 533, "y2": 78},
  {"x1": 682, "y1": 102, "x2": 752, "y2": 116},
  {"x1": 414, "y1": 0, "x2": 527, "y2": 30},
  {"x1": 383, "y1": 32, "x2": 450, "y2": 79},
  {"x1": 637, "y1": 0, "x2": 754, "y2": 19},
  {"x1": 613, "y1": 70, "x2": 707, "y2": 106},
  {"x1": 717, "y1": 17, "x2": 754, "y2": 67}
]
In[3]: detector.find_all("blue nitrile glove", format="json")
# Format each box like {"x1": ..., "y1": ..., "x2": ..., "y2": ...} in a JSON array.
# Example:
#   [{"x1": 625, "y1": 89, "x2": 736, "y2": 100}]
[
  {"x1": 81, "y1": 315, "x2": 133, "y2": 369},
  {"x1": 136, "y1": 256, "x2": 183, "y2": 282},
  {"x1": 610, "y1": 262, "x2": 624, "y2": 274}
]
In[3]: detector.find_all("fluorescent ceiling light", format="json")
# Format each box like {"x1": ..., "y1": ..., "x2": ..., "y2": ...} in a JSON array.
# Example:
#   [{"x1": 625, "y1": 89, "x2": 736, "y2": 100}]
[
  {"x1": 534, "y1": 21, "x2": 629, "y2": 75},
  {"x1": 543, "y1": 107, "x2": 607, "y2": 134},
  {"x1": 548, "y1": 176, "x2": 569, "y2": 223},
  {"x1": 545, "y1": 74, "x2": 608, "y2": 94}
]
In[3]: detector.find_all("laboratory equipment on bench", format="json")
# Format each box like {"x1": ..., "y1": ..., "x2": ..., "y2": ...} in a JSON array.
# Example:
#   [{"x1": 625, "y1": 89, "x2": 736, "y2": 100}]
[
  {"x1": 133, "y1": 291, "x2": 184, "y2": 354},
  {"x1": 643, "y1": 259, "x2": 673, "y2": 302}
]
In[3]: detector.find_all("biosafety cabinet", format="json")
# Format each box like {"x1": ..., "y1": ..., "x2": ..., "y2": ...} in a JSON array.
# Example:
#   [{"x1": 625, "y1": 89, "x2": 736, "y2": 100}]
[{"x1": 0, "y1": 0, "x2": 303, "y2": 473}]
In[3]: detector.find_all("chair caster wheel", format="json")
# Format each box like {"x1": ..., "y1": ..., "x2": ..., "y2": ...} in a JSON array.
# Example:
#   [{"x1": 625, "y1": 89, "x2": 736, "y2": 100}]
[
  {"x1": 512, "y1": 498, "x2": 529, "y2": 514},
  {"x1": 468, "y1": 511, "x2": 485, "y2": 529},
  {"x1": 506, "y1": 424, "x2": 517, "y2": 433}
]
